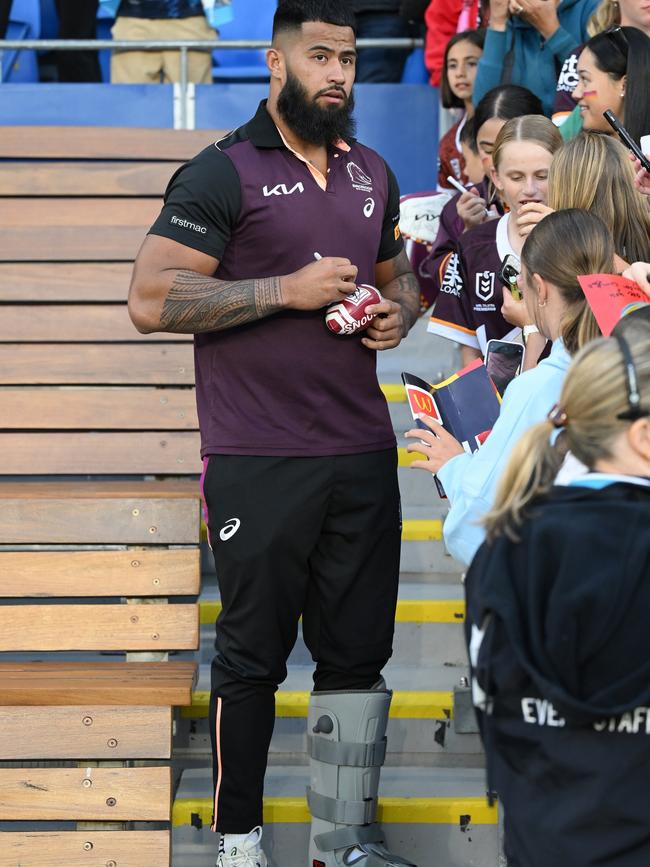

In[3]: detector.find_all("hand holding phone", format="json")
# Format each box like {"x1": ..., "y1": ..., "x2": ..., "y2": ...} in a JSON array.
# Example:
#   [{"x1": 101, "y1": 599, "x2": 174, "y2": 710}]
[
  {"x1": 485, "y1": 339, "x2": 525, "y2": 397},
  {"x1": 497, "y1": 254, "x2": 522, "y2": 301},
  {"x1": 603, "y1": 110, "x2": 650, "y2": 172}
]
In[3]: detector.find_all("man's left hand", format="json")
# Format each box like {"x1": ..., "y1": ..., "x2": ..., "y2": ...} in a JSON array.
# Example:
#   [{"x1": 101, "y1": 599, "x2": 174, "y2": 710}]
[
  {"x1": 405, "y1": 414, "x2": 465, "y2": 473},
  {"x1": 361, "y1": 300, "x2": 406, "y2": 351}
]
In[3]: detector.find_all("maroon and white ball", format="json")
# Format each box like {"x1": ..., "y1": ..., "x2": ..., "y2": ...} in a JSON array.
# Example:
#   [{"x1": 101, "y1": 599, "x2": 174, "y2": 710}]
[{"x1": 325, "y1": 284, "x2": 383, "y2": 336}]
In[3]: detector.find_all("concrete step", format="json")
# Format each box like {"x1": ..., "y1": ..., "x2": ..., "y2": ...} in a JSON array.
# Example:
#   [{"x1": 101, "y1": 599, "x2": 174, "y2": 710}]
[
  {"x1": 198, "y1": 581, "x2": 467, "y2": 669},
  {"x1": 376, "y1": 316, "x2": 461, "y2": 384},
  {"x1": 172, "y1": 765, "x2": 497, "y2": 867},
  {"x1": 179, "y1": 661, "x2": 481, "y2": 760}
]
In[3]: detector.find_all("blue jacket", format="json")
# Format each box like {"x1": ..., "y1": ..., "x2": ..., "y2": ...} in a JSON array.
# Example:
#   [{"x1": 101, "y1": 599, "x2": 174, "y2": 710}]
[
  {"x1": 118, "y1": 0, "x2": 206, "y2": 19},
  {"x1": 436, "y1": 338, "x2": 571, "y2": 566},
  {"x1": 473, "y1": 0, "x2": 598, "y2": 116}
]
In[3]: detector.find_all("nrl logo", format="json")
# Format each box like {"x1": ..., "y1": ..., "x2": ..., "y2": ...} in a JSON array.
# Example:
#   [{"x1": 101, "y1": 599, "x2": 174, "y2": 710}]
[
  {"x1": 475, "y1": 270, "x2": 495, "y2": 302},
  {"x1": 347, "y1": 161, "x2": 373, "y2": 192}
]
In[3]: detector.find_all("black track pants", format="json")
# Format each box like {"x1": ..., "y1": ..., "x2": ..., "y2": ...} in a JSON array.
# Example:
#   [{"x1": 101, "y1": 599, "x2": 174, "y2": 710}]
[{"x1": 202, "y1": 450, "x2": 402, "y2": 833}]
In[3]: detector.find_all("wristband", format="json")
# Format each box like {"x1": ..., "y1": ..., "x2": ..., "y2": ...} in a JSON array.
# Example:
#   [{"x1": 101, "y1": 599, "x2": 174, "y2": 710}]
[{"x1": 522, "y1": 324, "x2": 539, "y2": 339}]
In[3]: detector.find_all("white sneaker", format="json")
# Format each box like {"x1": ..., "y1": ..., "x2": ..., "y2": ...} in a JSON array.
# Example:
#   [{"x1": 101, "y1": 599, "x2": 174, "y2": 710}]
[{"x1": 216, "y1": 826, "x2": 268, "y2": 867}]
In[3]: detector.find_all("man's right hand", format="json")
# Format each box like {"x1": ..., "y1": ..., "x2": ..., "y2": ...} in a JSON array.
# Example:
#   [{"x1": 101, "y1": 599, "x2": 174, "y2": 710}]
[
  {"x1": 457, "y1": 188, "x2": 488, "y2": 232},
  {"x1": 281, "y1": 257, "x2": 359, "y2": 310}
]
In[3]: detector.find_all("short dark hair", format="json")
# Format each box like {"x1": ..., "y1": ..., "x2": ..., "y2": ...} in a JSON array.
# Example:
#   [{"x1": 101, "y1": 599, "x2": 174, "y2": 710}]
[
  {"x1": 272, "y1": 0, "x2": 357, "y2": 39},
  {"x1": 459, "y1": 115, "x2": 478, "y2": 154},
  {"x1": 441, "y1": 29, "x2": 486, "y2": 109}
]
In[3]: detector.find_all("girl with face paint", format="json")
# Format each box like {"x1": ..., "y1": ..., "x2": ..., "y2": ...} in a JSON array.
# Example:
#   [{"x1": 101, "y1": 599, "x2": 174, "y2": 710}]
[{"x1": 572, "y1": 25, "x2": 650, "y2": 144}]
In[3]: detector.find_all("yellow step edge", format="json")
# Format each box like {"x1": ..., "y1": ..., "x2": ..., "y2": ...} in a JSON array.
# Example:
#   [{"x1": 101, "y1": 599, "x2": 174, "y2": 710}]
[
  {"x1": 199, "y1": 598, "x2": 465, "y2": 626},
  {"x1": 182, "y1": 690, "x2": 453, "y2": 721},
  {"x1": 381, "y1": 383, "x2": 406, "y2": 403},
  {"x1": 201, "y1": 516, "x2": 443, "y2": 544},
  {"x1": 172, "y1": 796, "x2": 497, "y2": 827},
  {"x1": 398, "y1": 447, "x2": 419, "y2": 466}
]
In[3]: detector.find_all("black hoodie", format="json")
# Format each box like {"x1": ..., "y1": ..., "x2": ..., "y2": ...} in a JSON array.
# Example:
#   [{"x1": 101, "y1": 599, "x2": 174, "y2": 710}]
[{"x1": 465, "y1": 478, "x2": 650, "y2": 867}]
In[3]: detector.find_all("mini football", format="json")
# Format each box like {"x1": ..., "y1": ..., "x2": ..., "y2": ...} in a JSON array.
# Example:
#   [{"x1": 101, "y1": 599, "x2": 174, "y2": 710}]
[{"x1": 325, "y1": 284, "x2": 383, "y2": 336}]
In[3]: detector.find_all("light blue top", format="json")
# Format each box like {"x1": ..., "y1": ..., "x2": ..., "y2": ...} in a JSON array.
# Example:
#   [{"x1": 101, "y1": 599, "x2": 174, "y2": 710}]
[
  {"x1": 436, "y1": 338, "x2": 571, "y2": 566},
  {"x1": 472, "y1": 0, "x2": 599, "y2": 116}
]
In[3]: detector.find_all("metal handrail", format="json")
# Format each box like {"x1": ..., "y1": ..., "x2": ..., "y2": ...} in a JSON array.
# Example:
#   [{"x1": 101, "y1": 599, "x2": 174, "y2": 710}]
[
  {"x1": 0, "y1": 37, "x2": 425, "y2": 129},
  {"x1": 0, "y1": 38, "x2": 423, "y2": 50}
]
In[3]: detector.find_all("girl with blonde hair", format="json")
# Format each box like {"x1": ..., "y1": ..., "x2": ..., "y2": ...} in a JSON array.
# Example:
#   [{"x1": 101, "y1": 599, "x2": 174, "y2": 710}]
[
  {"x1": 429, "y1": 115, "x2": 562, "y2": 365},
  {"x1": 408, "y1": 208, "x2": 609, "y2": 566},
  {"x1": 465, "y1": 317, "x2": 650, "y2": 866},
  {"x1": 546, "y1": 132, "x2": 650, "y2": 263}
]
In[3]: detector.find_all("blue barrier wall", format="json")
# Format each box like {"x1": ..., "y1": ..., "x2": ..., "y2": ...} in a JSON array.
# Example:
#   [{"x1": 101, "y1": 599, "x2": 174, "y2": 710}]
[
  {"x1": 0, "y1": 82, "x2": 437, "y2": 193},
  {"x1": 0, "y1": 83, "x2": 175, "y2": 126}
]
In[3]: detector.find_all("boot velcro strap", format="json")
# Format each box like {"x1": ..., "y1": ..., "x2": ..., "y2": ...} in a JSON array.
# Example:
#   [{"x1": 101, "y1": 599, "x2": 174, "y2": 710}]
[
  {"x1": 314, "y1": 822, "x2": 385, "y2": 853},
  {"x1": 306, "y1": 787, "x2": 377, "y2": 825},
  {"x1": 308, "y1": 735, "x2": 387, "y2": 767}
]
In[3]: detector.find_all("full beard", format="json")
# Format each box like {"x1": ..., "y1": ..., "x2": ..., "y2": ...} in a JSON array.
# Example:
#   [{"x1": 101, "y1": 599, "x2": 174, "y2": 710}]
[{"x1": 276, "y1": 68, "x2": 356, "y2": 147}]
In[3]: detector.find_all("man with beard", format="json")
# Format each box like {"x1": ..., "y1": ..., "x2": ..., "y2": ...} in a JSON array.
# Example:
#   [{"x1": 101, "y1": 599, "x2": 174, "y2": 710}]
[{"x1": 128, "y1": 2, "x2": 420, "y2": 865}]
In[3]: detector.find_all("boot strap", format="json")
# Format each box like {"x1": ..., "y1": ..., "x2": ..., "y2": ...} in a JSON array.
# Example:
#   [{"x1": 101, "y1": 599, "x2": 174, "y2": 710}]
[
  {"x1": 313, "y1": 822, "x2": 385, "y2": 852},
  {"x1": 306, "y1": 787, "x2": 377, "y2": 825},
  {"x1": 308, "y1": 735, "x2": 387, "y2": 767}
]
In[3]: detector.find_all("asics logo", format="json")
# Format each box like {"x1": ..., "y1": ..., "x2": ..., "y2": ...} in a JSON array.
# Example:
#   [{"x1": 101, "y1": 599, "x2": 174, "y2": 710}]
[
  {"x1": 363, "y1": 197, "x2": 375, "y2": 218},
  {"x1": 219, "y1": 518, "x2": 241, "y2": 541}
]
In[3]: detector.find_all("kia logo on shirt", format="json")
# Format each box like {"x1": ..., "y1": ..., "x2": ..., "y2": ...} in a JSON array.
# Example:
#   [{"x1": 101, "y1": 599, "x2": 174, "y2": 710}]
[{"x1": 262, "y1": 182, "x2": 305, "y2": 197}]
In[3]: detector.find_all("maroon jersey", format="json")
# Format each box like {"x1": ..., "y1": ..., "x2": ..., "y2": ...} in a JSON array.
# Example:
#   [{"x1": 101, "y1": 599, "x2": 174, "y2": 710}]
[
  {"x1": 421, "y1": 179, "x2": 504, "y2": 308},
  {"x1": 148, "y1": 101, "x2": 403, "y2": 458},
  {"x1": 437, "y1": 115, "x2": 468, "y2": 190},
  {"x1": 553, "y1": 44, "x2": 582, "y2": 125},
  {"x1": 427, "y1": 213, "x2": 519, "y2": 351}
]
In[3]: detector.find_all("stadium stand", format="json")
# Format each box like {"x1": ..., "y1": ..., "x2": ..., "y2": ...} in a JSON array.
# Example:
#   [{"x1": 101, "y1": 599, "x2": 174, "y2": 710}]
[
  {"x1": 2, "y1": 0, "x2": 40, "y2": 82},
  {"x1": 0, "y1": 125, "x2": 220, "y2": 865},
  {"x1": 211, "y1": 0, "x2": 274, "y2": 82}
]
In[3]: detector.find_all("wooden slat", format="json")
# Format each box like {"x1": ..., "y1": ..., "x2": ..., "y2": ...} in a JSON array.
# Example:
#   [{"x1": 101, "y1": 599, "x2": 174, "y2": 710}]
[
  {"x1": 0, "y1": 766, "x2": 171, "y2": 821},
  {"x1": 0, "y1": 831, "x2": 170, "y2": 867},
  {"x1": 1, "y1": 198, "x2": 160, "y2": 227},
  {"x1": 0, "y1": 263, "x2": 133, "y2": 302},
  {"x1": 0, "y1": 387, "x2": 198, "y2": 430},
  {"x1": 0, "y1": 490, "x2": 200, "y2": 544},
  {"x1": 0, "y1": 480, "x2": 198, "y2": 497},
  {"x1": 0, "y1": 603, "x2": 199, "y2": 651},
  {"x1": 0, "y1": 706, "x2": 172, "y2": 759},
  {"x1": 0, "y1": 549, "x2": 200, "y2": 597},
  {"x1": 0, "y1": 125, "x2": 221, "y2": 159},
  {"x1": 0, "y1": 305, "x2": 191, "y2": 341},
  {"x1": 1, "y1": 227, "x2": 148, "y2": 261},
  {"x1": 0, "y1": 661, "x2": 197, "y2": 706},
  {"x1": 0, "y1": 432, "x2": 202, "y2": 474},
  {"x1": 0, "y1": 344, "x2": 195, "y2": 385},
  {"x1": 0, "y1": 162, "x2": 180, "y2": 196}
]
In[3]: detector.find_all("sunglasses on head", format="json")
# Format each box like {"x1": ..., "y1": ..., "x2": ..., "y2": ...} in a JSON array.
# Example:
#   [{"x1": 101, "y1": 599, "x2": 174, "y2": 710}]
[{"x1": 605, "y1": 25, "x2": 629, "y2": 58}]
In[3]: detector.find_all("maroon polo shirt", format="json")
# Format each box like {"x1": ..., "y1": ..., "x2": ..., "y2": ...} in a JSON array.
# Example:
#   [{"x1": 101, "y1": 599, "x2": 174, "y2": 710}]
[
  {"x1": 148, "y1": 100, "x2": 403, "y2": 457},
  {"x1": 427, "y1": 213, "x2": 519, "y2": 351}
]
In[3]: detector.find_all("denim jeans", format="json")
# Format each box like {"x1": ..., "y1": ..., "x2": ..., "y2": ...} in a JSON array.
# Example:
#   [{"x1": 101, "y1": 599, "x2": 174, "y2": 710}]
[{"x1": 355, "y1": 11, "x2": 411, "y2": 83}]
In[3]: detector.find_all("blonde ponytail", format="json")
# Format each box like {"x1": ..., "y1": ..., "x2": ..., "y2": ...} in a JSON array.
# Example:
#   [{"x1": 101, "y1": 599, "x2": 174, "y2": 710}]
[
  {"x1": 484, "y1": 323, "x2": 650, "y2": 542},
  {"x1": 483, "y1": 421, "x2": 566, "y2": 541}
]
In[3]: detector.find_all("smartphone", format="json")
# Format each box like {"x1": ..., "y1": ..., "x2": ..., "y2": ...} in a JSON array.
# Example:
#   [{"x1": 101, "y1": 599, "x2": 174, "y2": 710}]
[
  {"x1": 497, "y1": 254, "x2": 522, "y2": 301},
  {"x1": 603, "y1": 110, "x2": 650, "y2": 172},
  {"x1": 485, "y1": 339, "x2": 525, "y2": 397}
]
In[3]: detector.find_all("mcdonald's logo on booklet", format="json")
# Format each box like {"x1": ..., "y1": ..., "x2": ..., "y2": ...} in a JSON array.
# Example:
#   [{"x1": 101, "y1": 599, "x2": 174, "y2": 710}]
[{"x1": 401, "y1": 361, "x2": 501, "y2": 498}]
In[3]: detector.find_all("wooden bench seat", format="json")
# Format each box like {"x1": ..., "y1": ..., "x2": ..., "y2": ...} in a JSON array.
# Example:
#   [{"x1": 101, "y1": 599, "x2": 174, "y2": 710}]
[{"x1": 0, "y1": 125, "x2": 221, "y2": 863}]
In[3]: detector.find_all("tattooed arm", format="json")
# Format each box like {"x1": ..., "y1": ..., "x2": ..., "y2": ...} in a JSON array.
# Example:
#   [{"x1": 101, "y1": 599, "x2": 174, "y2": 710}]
[
  {"x1": 128, "y1": 235, "x2": 358, "y2": 334},
  {"x1": 360, "y1": 249, "x2": 421, "y2": 351}
]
